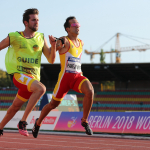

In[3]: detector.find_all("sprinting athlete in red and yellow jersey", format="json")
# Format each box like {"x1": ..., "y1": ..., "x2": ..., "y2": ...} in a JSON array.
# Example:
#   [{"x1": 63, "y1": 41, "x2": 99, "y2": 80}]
[
  {"x1": 52, "y1": 36, "x2": 88, "y2": 101},
  {"x1": 32, "y1": 16, "x2": 94, "y2": 138}
]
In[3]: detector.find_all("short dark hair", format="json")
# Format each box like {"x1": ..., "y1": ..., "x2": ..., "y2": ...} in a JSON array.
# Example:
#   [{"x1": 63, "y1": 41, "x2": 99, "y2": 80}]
[
  {"x1": 23, "y1": 8, "x2": 39, "y2": 25},
  {"x1": 64, "y1": 16, "x2": 76, "y2": 32}
]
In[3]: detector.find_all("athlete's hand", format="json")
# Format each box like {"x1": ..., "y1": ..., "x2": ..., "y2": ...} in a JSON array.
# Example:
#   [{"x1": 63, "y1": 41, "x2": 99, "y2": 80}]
[
  {"x1": 49, "y1": 35, "x2": 56, "y2": 47},
  {"x1": 56, "y1": 37, "x2": 65, "y2": 51}
]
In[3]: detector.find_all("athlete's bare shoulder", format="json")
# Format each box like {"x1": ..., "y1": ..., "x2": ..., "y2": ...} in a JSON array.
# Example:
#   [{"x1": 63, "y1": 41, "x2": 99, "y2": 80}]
[{"x1": 56, "y1": 36, "x2": 70, "y2": 54}]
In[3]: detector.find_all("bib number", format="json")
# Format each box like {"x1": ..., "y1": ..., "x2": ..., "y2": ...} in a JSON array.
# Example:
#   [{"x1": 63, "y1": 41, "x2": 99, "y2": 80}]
[{"x1": 66, "y1": 57, "x2": 81, "y2": 73}]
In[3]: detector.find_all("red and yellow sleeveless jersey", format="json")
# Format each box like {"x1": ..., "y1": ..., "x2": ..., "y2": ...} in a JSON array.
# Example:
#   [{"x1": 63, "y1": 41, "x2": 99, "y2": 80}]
[{"x1": 59, "y1": 36, "x2": 83, "y2": 76}]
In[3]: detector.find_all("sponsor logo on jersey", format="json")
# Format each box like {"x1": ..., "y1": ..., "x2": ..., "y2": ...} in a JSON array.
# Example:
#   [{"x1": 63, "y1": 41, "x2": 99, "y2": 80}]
[{"x1": 17, "y1": 66, "x2": 37, "y2": 75}]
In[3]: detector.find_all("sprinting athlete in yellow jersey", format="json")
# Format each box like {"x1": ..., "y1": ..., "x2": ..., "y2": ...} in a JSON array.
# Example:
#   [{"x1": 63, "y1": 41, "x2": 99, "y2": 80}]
[
  {"x1": 32, "y1": 16, "x2": 94, "y2": 137},
  {"x1": 0, "y1": 8, "x2": 56, "y2": 137}
]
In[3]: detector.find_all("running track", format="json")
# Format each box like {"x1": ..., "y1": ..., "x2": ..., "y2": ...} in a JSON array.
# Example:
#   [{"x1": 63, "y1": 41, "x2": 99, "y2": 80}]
[{"x1": 0, "y1": 132, "x2": 150, "y2": 150}]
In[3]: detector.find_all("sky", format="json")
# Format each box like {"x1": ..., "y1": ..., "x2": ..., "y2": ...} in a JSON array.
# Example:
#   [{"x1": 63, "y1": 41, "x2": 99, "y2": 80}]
[{"x1": 0, "y1": 0, "x2": 150, "y2": 71}]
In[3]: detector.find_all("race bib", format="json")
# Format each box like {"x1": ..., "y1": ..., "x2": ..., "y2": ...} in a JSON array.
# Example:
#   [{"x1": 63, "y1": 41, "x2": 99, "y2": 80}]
[{"x1": 66, "y1": 57, "x2": 81, "y2": 73}]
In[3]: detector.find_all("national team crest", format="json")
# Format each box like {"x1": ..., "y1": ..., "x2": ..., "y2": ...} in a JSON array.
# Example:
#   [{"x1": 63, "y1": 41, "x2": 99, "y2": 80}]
[{"x1": 33, "y1": 45, "x2": 39, "y2": 51}]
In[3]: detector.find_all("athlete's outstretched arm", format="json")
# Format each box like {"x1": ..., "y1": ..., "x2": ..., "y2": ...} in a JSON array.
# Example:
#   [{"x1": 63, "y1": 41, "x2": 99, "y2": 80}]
[
  {"x1": 42, "y1": 36, "x2": 56, "y2": 64},
  {"x1": 0, "y1": 36, "x2": 9, "y2": 51}
]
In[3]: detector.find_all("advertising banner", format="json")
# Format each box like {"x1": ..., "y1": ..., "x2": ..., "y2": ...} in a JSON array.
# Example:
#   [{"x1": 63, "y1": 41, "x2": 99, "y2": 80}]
[
  {"x1": 55, "y1": 112, "x2": 84, "y2": 132},
  {"x1": 55, "y1": 112, "x2": 150, "y2": 134},
  {"x1": 1, "y1": 111, "x2": 61, "y2": 130},
  {"x1": 28, "y1": 111, "x2": 61, "y2": 130}
]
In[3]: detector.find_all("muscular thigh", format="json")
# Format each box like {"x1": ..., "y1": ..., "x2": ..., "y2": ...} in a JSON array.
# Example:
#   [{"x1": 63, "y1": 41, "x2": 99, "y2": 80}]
[{"x1": 80, "y1": 79, "x2": 94, "y2": 94}]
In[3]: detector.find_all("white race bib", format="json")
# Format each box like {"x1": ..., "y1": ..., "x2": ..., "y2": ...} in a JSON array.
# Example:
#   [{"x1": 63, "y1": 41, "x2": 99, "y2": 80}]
[{"x1": 66, "y1": 57, "x2": 81, "y2": 73}]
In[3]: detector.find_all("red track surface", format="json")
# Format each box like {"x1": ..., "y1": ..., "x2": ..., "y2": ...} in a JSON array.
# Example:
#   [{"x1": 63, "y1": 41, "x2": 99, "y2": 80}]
[{"x1": 0, "y1": 132, "x2": 150, "y2": 150}]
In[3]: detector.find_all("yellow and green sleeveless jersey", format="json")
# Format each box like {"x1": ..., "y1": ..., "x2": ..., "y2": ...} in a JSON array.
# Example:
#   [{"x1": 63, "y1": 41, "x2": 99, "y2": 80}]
[{"x1": 5, "y1": 31, "x2": 44, "y2": 81}]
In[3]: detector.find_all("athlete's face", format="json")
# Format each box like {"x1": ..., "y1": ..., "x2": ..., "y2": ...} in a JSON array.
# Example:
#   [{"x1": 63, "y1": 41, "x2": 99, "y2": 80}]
[
  {"x1": 28, "y1": 14, "x2": 39, "y2": 31},
  {"x1": 68, "y1": 19, "x2": 80, "y2": 35}
]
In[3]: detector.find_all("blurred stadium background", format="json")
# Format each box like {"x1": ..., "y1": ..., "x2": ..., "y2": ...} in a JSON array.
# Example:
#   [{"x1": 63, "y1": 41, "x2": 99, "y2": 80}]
[
  {"x1": 1, "y1": 62, "x2": 150, "y2": 113},
  {"x1": 1, "y1": 32, "x2": 150, "y2": 113}
]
